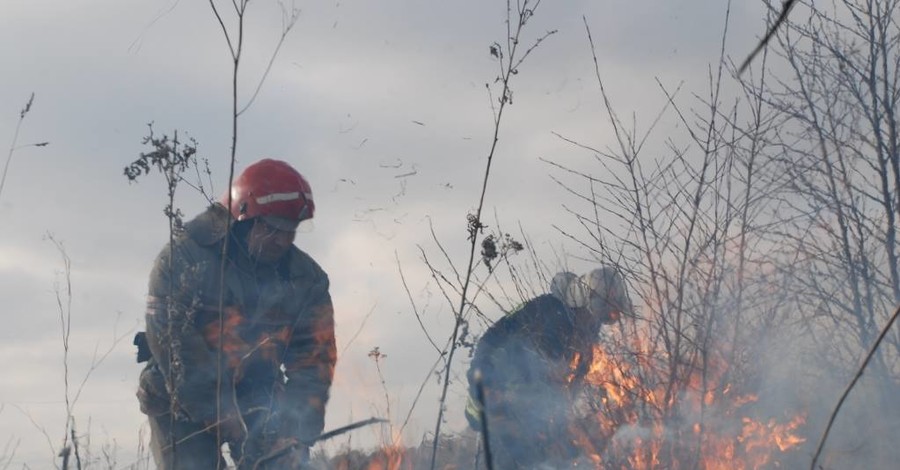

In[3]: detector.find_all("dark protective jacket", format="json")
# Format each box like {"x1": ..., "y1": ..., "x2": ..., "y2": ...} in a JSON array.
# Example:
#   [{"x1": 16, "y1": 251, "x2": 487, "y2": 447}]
[
  {"x1": 465, "y1": 294, "x2": 600, "y2": 467},
  {"x1": 465, "y1": 294, "x2": 598, "y2": 427},
  {"x1": 137, "y1": 204, "x2": 337, "y2": 444}
]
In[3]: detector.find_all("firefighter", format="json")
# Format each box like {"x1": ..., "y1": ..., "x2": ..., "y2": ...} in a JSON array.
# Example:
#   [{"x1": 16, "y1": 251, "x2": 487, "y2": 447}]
[
  {"x1": 135, "y1": 159, "x2": 337, "y2": 469},
  {"x1": 465, "y1": 267, "x2": 632, "y2": 469}
]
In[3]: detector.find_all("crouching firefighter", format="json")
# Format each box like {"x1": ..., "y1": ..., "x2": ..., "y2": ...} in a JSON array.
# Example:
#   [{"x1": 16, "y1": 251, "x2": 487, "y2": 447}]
[
  {"x1": 465, "y1": 266, "x2": 632, "y2": 469},
  {"x1": 135, "y1": 159, "x2": 337, "y2": 469}
]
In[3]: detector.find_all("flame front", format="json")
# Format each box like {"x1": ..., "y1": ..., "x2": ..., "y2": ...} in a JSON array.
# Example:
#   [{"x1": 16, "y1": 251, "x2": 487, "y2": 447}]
[{"x1": 568, "y1": 340, "x2": 807, "y2": 469}]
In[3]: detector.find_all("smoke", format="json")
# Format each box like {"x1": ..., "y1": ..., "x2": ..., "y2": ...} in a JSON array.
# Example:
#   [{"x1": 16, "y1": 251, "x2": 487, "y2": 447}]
[{"x1": 750, "y1": 320, "x2": 900, "y2": 469}]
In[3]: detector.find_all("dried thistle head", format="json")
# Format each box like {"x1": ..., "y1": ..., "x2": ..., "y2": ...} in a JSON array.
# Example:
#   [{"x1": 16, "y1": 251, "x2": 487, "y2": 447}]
[
  {"x1": 124, "y1": 123, "x2": 198, "y2": 183},
  {"x1": 368, "y1": 346, "x2": 386, "y2": 361},
  {"x1": 466, "y1": 213, "x2": 486, "y2": 241},
  {"x1": 481, "y1": 235, "x2": 498, "y2": 268},
  {"x1": 480, "y1": 232, "x2": 523, "y2": 270},
  {"x1": 20, "y1": 92, "x2": 34, "y2": 119}
]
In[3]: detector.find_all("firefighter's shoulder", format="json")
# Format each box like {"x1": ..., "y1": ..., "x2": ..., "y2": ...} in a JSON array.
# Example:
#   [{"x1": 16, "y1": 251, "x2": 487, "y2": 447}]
[{"x1": 285, "y1": 246, "x2": 329, "y2": 285}]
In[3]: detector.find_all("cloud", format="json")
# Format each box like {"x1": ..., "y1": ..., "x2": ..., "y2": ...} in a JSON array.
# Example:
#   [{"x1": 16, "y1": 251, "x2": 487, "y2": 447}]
[{"x1": 0, "y1": 0, "x2": 783, "y2": 465}]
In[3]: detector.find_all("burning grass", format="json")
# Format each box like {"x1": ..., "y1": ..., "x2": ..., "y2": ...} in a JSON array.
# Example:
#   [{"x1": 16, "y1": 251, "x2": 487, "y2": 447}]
[
  {"x1": 312, "y1": 433, "x2": 481, "y2": 470},
  {"x1": 318, "y1": 333, "x2": 808, "y2": 470},
  {"x1": 568, "y1": 338, "x2": 808, "y2": 470}
]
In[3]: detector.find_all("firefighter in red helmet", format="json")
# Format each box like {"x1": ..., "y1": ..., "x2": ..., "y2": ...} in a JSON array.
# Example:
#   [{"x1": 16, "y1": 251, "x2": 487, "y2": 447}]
[{"x1": 136, "y1": 159, "x2": 336, "y2": 469}]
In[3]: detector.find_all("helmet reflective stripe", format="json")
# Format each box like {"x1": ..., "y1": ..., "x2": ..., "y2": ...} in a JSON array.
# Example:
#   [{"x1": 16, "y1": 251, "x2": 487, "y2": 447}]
[
  {"x1": 256, "y1": 192, "x2": 300, "y2": 205},
  {"x1": 224, "y1": 159, "x2": 316, "y2": 222},
  {"x1": 465, "y1": 394, "x2": 483, "y2": 426}
]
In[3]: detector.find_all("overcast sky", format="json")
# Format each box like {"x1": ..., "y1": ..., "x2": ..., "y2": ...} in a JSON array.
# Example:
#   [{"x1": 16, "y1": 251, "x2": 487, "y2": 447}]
[{"x1": 0, "y1": 0, "x2": 769, "y2": 466}]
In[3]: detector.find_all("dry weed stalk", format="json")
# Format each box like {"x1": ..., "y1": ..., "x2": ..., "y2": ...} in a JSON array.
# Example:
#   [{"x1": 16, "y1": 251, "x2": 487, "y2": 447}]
[
  {"x1": 44, "y1": 235, "x2": 131, "y2": 470},
  {"x1": 204, "y1": 3, "x2": 300, "y2": 459},
  {"x1": 416, "y1": 1, "x2": 555, "y2": 468},
  {"x1": 536, "y1": 2, "x2": 815, "y2": 466},
  {"x1": 1, "y1": 93, "x2": 48, "y2": 204},
  {"x1": 126, "y1": 2, "x2": 302, "y2": 466},
  {"x1": 742, "y1": 1, "x2": 900, "y2": 464}
]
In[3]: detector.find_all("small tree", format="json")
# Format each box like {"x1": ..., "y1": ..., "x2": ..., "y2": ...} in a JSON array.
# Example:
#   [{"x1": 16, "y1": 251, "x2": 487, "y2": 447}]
[
  {"x1": 742, "y1": 0, "x2": 900, "y2": 465},
  {"x1": 545, "y1": 4, "x2": 807, "y2": 467}
]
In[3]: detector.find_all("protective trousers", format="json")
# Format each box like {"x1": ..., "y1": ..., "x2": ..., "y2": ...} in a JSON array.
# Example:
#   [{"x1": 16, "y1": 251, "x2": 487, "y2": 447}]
[
  {"x1": 147, "y1": 412, "x2": 224, "y2": 470},
  {"x1": 147, "y1": 412, "x2": 299, "y2": 469}
]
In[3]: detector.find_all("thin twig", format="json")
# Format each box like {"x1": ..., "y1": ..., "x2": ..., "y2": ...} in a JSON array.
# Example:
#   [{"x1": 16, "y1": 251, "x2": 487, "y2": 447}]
[
  {"x1": 738, "y1": 0, "x2": 799, "y2": 74},
  {"x1": 237, "y1": 2, "x2": 300, "y2": 116},
  {"x1": 48, "y1": 235, "x2": 76, "y2": 466},
  {"x1": 10, "y1": 404, "x2": 56, "y2": 469},
  {"x1": 207, "y1": 0, "x2": 236, "y2": 59},
  {"x1": 0, "y1": 434, "x2": 20, "y2": 470},
  {"x1": 428, "y1": 2, "x2": 552, "y2": 467},
  {"x1": 1, "y1": 93, "x2": 47, "y2": 204},
  {"x1": 212, "y1": 1, "x2": 246, "y2": 460},
  {"x1": 396, "y1": 252, "x2": 442, "y2": 355},
  {"x1": 810, "y1": 302, "x2": 900, "y2": 470},
  {"x1": 340, "y1": 303, "x2": 378, "y2": 355},
  {"x1": 398, "y1": 355, "x2": 445, "y2": 438}
]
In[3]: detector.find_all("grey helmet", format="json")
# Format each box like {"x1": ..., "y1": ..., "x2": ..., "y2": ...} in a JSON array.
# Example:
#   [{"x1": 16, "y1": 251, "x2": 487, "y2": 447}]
[
  {"x1": 550, "y1": 271, "x2": 578, "y2": 304},
  {"x1": 550, "y1": 267, "x2": 632, "y2": 320}
]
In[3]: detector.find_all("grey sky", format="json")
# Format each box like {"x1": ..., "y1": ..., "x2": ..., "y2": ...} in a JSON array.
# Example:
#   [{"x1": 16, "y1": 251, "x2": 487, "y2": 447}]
[{"x1": 0, "y1": 0, "x2": 769, "y2": 466}]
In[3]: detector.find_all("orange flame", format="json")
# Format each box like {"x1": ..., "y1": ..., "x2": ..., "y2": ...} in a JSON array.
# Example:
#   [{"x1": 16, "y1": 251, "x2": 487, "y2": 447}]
[{"x1": 567, "y1": 340, "x2": 807, "y2": 469}]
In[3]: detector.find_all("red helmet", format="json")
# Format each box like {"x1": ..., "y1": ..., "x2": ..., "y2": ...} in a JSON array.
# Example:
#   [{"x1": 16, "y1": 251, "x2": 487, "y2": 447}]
[{"x1": 222, "y1": 159, "x2": 315, "y2": 224}]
